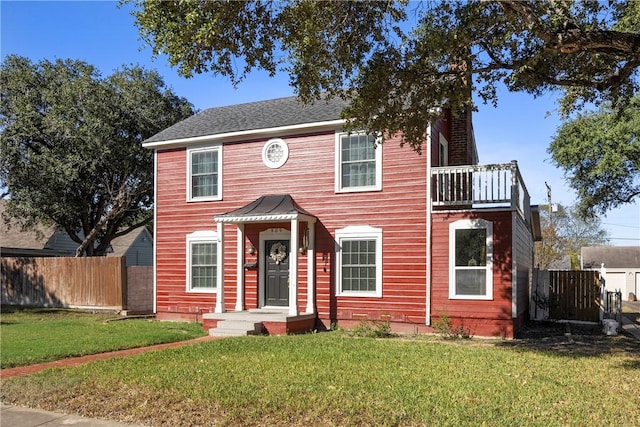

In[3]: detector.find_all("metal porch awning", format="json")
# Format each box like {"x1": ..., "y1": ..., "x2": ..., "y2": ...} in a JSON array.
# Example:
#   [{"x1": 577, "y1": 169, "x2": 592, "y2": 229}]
[
  {"x1": 215, "y1": 194, "x2": 316, "y2": 224},
  {"x1": 212, "y1": 194, "x2": 317, "y2": 316}
]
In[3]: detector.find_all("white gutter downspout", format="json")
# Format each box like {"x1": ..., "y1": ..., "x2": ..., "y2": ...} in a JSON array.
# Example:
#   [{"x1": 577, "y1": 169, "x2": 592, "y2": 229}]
[{"x1": 425, "y1": 123, "x2": 432, "y2": 326}]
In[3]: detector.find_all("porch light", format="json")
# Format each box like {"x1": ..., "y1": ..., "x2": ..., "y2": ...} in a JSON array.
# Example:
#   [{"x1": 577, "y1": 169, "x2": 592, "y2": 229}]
[
  {"x1": 247, "y1": 244, "x2": 255, "y2": 255},
  {"x1": 298, "y1": 225, "x2": 309, "y2": 254}
]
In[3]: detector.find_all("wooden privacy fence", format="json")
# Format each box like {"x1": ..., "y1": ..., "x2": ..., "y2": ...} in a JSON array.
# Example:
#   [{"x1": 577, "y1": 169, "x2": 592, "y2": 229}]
[
  {"x1": 548, "y1": 270, "x2": 600, "y2": 322},
  {"x1": 1, "y1": 257, "x2": 152, "y2": 313}
]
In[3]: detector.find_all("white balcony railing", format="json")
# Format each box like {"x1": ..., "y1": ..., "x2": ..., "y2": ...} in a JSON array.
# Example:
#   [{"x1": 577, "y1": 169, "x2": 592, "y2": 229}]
[{"x1": 431, "y1": 161, "x2": 531, "y2": 220}]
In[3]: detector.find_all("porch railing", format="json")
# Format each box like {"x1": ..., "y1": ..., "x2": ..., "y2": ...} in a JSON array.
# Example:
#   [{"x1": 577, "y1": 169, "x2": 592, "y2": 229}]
[{"x1": 431, "y1": 160, "x2": 531, "y2": 220}]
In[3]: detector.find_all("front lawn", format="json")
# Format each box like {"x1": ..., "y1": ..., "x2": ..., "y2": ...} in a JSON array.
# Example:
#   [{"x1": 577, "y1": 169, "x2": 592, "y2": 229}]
[
  {"x1": 0, "y1": 307, "x2": 206, "y2": 368},
  {"x1": 2, "y1": 330, "x2": 638, "y2": 426}
]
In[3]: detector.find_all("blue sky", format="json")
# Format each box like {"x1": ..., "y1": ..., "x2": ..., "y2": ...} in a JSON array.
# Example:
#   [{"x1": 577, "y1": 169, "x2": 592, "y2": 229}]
[{"x1": 2, "y1": 0, "x2": 638, "y2": 245}]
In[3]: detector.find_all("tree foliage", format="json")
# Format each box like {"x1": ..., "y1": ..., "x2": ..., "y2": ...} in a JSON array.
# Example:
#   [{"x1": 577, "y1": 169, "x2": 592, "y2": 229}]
[
  {"x1": 549, "y1": 95, "x2": 639, "y2": 217},
  {"x1": 0, "y1": 55, "x2": 195, "y2": 256},
  {"x1": 535, "y1": 204, "x2": 608, "y2": 270},
  {"x1": 130, "y1": 0, "x2": 640, "y2": 151}
]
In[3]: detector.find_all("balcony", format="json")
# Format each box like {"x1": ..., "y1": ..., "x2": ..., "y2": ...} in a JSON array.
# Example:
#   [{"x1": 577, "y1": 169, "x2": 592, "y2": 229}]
[{"x1": 431, "y1": 160, "x2": 531, "y2": 220}]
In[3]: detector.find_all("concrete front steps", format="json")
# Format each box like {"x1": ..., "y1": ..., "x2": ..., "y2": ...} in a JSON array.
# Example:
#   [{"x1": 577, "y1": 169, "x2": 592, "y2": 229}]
[
  {"x1": 209, "y1": 319, "x2": 263, "y2": 337},
  {"x1": 203, "y1": 308, "x2": 316, "y2": 336}
]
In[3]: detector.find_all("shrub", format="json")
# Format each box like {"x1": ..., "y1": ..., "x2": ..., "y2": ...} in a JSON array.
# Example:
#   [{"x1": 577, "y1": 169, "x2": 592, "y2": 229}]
[
  {"x1": 350, "y1": 319, "x2": 395, "y2": 338},
  {"x1": 433, "y1": 315, "x2": 472, "y2": 339}
]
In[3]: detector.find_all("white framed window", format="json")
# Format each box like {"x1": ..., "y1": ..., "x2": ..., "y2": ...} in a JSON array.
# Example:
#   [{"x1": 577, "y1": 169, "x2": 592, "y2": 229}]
[
  {"x1": 335, "y1": 132, "x2": 382, "y2": 192},
  {"x1": 449, "y1": 219, "x2": 493, "y2": 300},
  {"x1": 335, "y1": 225, "x2": 383, "y2": 297},
  {"x1": 262, "y1": 138, "x2": 289, "y2": 169},
  {"x1": 186, "y1": 231, "x2": 218, "y2": 293},
  {"x1": 187, "y1": 146, "x2": 222, "y2": 201}
]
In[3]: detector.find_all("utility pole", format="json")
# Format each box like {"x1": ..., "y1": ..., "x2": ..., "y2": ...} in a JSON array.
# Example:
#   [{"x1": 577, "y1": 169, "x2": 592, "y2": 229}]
[{"x1": 545, "y1": 181, "x2": 552, "y2": 229}]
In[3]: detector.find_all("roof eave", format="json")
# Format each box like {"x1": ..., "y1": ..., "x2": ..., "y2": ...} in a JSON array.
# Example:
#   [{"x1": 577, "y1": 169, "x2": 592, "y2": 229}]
[{"x1": 142, "y1": 119, "x2": 346, "y2": 150}]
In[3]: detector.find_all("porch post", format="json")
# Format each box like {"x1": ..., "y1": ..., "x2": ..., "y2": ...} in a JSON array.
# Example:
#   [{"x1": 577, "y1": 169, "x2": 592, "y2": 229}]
[
  {"x1": 215, "y1": 221, "x2": 225, "y2": 313},
  {"x1": 235, "y1": 224, "x2": 245, "y2": 311},
  {"x1": 306, "y1": 221, "x2": 315, "y2": 314},
  {"x1": 289, "y1": 218, "x2": 299, "y2": 316},
  {"x1": 510, "y1": 160, "x2": 519, "y2": 211}
]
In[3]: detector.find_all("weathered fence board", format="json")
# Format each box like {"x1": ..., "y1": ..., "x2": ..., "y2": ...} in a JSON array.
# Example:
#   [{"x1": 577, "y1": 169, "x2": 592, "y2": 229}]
[
  {"x1": 1, "y1": 257, "x2": 126, "y2": 309},
  {"x1": 548, "y1": 270, "x2": 600, "y2": 322},
  {"x1": 126, "y1": 266, "x2": 153, "y2": 314}
]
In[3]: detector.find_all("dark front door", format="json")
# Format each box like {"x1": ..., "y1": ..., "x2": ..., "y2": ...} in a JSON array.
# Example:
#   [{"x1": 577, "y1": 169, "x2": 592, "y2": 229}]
[{"x1": 264, "y1": 240, "x2": 290, "y2": 306}]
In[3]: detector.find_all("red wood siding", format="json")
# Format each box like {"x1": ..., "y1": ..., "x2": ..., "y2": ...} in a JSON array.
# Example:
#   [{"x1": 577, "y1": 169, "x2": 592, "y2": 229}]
[
  {"x1": 154, "y1": 123, "x2": 527, "y2": 337},
  {"x1": 430, "y1": 210, "x2": 516, "y2": 338},
  {"x1": 155, "y1": 130, "x2": 429, "y2": 325}
]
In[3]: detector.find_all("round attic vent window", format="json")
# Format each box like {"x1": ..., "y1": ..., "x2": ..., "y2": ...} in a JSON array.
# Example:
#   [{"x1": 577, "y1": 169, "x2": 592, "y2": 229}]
[{"x1": 262, "y1": 138, "x2": 289, "y2": 169}]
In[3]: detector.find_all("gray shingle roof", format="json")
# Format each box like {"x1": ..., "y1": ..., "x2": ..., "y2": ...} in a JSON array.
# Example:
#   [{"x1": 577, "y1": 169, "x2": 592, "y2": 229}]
[
  {"x1": 0, "y1": 200, "x2": 55, "y2": 250},
  {"x1": 581, "y1": 246, "x2": 640, "y2": 268},
  {"x1": 0, "y1": 200, "x2": 152, "y2": 258},
  {"x1": 108, "y1": 226, "x2": 152, "y2": 258},
  {"x1": 144, "y1": 95, "x2": 350, "y2": 144}
]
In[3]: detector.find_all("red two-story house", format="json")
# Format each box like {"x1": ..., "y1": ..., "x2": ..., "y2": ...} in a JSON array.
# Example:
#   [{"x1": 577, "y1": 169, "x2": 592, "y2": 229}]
[{"x1": 143, "y1": 96, "x2": 540, "y2": 338}]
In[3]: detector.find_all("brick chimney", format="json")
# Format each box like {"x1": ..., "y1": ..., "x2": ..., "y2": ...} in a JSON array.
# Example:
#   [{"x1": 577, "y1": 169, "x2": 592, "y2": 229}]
[
  {"x1": 448, "y1": 107, "x2": 478, "y2": 166},
  {"x1": 445, "y1": 56, "x2": 478, "y2": 166}
]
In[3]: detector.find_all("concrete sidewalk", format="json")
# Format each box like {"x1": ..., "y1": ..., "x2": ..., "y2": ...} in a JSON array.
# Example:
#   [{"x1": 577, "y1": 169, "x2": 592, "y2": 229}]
[
  {"x1": 620, "y1": 301, "x2": 640, "y2": 340},
  {"x1": 621, "y1": 314, "x2": 640, "y2": 339},
  {"x1": 1, "y1": 403, "x2": 146, "y2": 427}
]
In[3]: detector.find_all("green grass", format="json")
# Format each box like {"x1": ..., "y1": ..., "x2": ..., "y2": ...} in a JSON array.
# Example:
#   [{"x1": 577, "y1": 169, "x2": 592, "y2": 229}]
[
  {"x1": 2, "y1": 331, "x2": 639, "y2": 426},
  {"x1": 0, "y1": 307, "x2": 206, "y2": 368}
]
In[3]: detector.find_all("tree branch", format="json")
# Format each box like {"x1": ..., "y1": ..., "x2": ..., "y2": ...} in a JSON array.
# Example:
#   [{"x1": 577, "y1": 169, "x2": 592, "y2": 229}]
[
  {"x1": 473, "y1": 45, "x2": 640, "y2": 91},
  {"x1": 551, "y1": 29, "x2": 640, "y2": 56},
  {"x1": 112, "y1": 216, "x2": 153, "y2": 239},
  {"x1": 494, "y1": 1, "x2": 540, "y2": 31},
  {"x1": 63, "y1": 225, "x2": 83, "y2": 245},
  {"x1": 497, "y1": 0, "x2": 640, "y2": 58},
  {"x1": 611, "y1": 189, "x2": 640, "y2": 205}
]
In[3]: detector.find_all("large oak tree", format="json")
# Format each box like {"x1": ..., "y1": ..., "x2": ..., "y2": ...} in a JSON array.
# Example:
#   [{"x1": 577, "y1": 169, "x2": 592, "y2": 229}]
[
  {"x1": 549, "y1": 95, "x2": 639, "y2": 217},
  {"x1": 129, "y1": 0, "x2": 640, "y2": 213},
  {"x1": 0, "y1": 55, "x2": 195, "y2": 256}
]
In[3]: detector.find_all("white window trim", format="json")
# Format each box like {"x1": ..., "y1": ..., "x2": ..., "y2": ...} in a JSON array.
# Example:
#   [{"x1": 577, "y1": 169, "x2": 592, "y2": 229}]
[
  {"x1": 186, "y1": 145, "x2": 222, "y2": 202},
  {"x1": 335, "y1": 225, "x2": 383, "y2": 297},
  {"x1": 449, "y1": 219, "x2": 493, "y2": 300},
  {"x1": 438, "y1": 133, "x2": 450, "y2": 201},
  {"x1": 334, "y1": 132, "x2": 382, "y2": 193},
  {"x1": 262, "y1": 138, "x2": 289, "y2": 169},
  {"x1": 439, "y1": 133, "x2": 448, "y2": 166},
  {"x1": 186, "y1": 230, "x2": 218, "y2": 293}
]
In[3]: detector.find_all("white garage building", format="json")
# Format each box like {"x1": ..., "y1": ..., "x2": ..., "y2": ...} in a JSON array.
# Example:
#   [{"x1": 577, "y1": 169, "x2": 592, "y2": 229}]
[{"x1": 581, "y1": 246, "x2": 640, "y2": 301}]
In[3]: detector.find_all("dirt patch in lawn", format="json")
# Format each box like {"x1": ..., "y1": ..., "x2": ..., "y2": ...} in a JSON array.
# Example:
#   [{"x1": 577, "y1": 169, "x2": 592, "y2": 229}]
[{"x1": 500, "y1": 320, "x2": 640, "y2": 358}]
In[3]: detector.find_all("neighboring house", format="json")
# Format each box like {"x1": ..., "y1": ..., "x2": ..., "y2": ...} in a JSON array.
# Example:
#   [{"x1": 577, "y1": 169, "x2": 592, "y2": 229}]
[
  {"x1": 581, "y1": 246, "x2": 640, "y2": 300},
  {"x1": 142, "y1": 96, "x2": 541, "y2": 338},
  {"x1": 0, "y1": 201, "x2": 71, "y2": 257},
  {"x1": 0, "y1": 201, "x2": 153, "y2": 266},
  {"x1": 106, "y1": 227, "x2": 154, "y2": 267}
]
